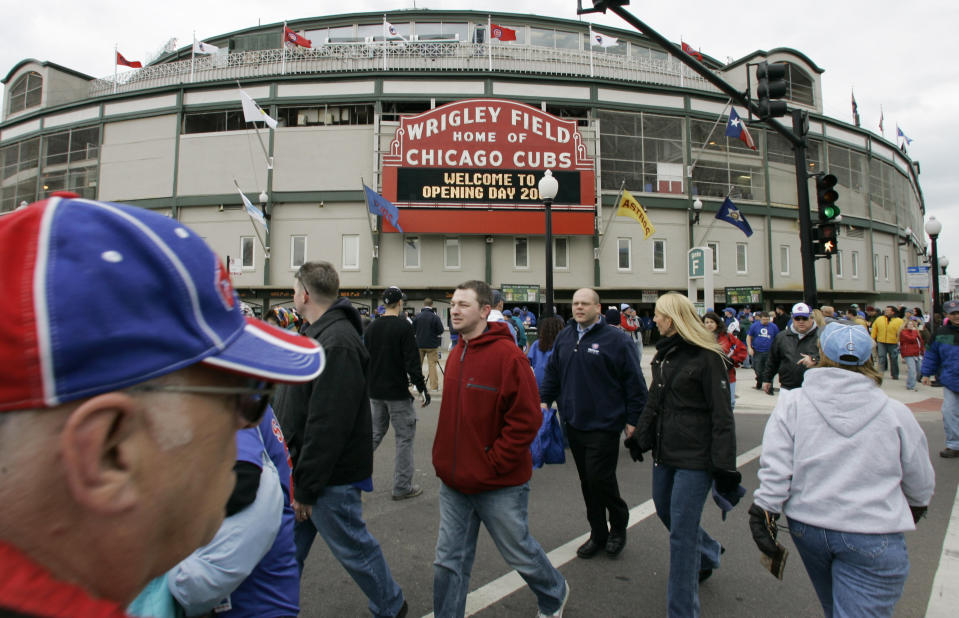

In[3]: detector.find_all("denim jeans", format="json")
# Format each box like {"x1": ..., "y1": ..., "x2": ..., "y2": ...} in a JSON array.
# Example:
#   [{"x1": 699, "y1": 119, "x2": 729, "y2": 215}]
[
  {"x1": 752, "y1": 351, "x2": 770, "y2": 386},
  {"x1": 730, "y1": 381, "x2": 736, "y2": 410},
  {"x1": 652, "y1": 464, "x2": 722, "y2": 618},
  {"x1": 294, "y1": 485, "x2": 404, "y2": 618},
  {"x1": 433, "y1": 482, "x2": 566, "y2": 618},
  {"x1": 943, "y1": 388, "x2": 959, "y2": 449},
  {"x1": 903, "y1": 356, "x2": 921, "y2": 389},
  {"x1": 787, "y1": 519, "x2": 909, "y2": 618},
  {"x1": 371, "y1": 398, "x2": 417, "y2": 496},
  {"x1": 876, "y1": 342, "x2": 900, "y2": 379}
]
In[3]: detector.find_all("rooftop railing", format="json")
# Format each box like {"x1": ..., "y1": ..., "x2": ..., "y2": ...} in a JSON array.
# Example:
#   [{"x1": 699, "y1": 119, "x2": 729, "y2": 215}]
[{"x1": 89, "y1": 41, "x2": 719, "y2": 98}]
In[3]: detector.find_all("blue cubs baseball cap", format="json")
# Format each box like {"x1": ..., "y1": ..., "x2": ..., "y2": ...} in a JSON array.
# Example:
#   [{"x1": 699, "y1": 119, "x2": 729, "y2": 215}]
[{"x1": 820, "y1": 321, "x2": 873, "y2": 366}]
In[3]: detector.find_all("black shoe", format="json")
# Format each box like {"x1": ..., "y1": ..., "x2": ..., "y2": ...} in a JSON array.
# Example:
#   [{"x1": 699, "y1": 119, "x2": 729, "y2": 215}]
[
  {"x1": 576, "y1": 538, "x2": 604, "y2": 559},
  {"x1": 941, "y1": 448, "x2": 959, "y2": 458},
  {"x1": 394, "y1": 600, "x2": 408, "y2": 618},
  {"x1": 605, "y1": 530, "x2": 627, "y2": 557},
  {"x1": 699, "y1": 545, "x2": 724, "y2": 583}
]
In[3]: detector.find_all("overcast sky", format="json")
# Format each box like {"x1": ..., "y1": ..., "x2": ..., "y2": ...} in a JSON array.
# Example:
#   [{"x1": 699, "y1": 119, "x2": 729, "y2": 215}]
[{"x1": 5, "y1": 1, "x2": 958, "y2": 270}]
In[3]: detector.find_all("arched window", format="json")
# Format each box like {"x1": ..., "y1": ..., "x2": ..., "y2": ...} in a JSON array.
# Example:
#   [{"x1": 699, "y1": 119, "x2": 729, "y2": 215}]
[
  {"x1": 784, "y1": 63, "x2": 814, "y2": 106},
  {"x1": 8, "y1": 71, "x2": 42, "y2": 114}
]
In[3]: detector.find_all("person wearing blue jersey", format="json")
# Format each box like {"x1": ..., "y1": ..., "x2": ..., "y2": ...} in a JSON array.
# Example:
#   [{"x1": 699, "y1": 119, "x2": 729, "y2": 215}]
[{"x1": 746, "y1": 312, "x2": 779, "y2": 390}]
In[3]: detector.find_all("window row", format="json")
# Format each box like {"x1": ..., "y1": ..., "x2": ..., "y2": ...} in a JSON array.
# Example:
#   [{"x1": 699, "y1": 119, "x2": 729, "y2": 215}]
[{"x1": 182, "y1": 104, "x2": 374, "y2": 133}]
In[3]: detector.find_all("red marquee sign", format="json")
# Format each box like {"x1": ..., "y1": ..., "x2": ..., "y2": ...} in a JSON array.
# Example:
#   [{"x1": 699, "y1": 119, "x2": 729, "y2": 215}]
[{"x1": 381, "y1": 99, "x2": 596, "y2": 234}]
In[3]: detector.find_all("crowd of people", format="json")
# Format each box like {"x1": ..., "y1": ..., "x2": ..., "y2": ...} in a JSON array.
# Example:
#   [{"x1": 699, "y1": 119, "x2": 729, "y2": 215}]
[{"x1": 0, "y1": 195, "x2": 950, "y2": 618}]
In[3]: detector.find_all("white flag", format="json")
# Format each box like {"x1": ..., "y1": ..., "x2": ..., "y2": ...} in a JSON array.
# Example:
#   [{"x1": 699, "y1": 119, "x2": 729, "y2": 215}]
[
  {"x1": 193, "y1": 40, "x2": 220, "y2": 55},
  {"x1": 239, "y1": 89, "x2": 277, "y2": 129},
  {"x1": 235, "y1": 181, "x2": 268, "y2": 230},
  {"x1": 591, "y1": 33, "x2": 619, "y2": 48}
]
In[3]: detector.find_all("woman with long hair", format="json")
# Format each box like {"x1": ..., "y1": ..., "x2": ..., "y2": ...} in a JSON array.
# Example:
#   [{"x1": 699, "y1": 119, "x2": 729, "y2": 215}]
[
  {"x1": 703, "y1": 312, "x2": 747, "y2": 410},
  {"x1": 527, "y1": 316, "x2": 565, "y2": 391},
  {"x1": 750, "y1": 322, "x2": 934, "y2": 616},
  {"x1": 630, "y1": 293, "x2": 739, "y2": 617}
]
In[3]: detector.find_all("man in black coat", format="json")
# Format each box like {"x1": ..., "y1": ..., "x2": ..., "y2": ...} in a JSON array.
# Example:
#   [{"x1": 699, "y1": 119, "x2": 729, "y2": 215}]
[
  {"x1": 761, "y1": 302, "x2": 820, "y2": 394},
  {"x1": 273, "y1": 261, "x2": 408, "y2": 618},
  {"x1": 412, "y1": 297, "x2": 444, "y2": 392}
]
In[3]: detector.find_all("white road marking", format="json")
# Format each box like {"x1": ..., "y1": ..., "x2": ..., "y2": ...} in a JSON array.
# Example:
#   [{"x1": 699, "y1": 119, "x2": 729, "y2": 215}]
[
  {"x1": 926, "y1": 484, "x2": 959, "y2": 617},
  {"x1": 421, "y1": 445, "x2": 765, "y2": 618}
]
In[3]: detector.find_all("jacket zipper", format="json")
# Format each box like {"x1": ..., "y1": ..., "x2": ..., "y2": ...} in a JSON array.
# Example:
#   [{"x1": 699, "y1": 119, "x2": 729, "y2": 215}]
[{"x1": 452, "y1": 339, "x2": 468, "y2": 483}]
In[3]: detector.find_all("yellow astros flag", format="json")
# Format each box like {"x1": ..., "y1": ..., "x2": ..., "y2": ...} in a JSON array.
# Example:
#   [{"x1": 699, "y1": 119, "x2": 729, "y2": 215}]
[{"x1": 616, "y1": 189, "x2": 656, "y2": 239}]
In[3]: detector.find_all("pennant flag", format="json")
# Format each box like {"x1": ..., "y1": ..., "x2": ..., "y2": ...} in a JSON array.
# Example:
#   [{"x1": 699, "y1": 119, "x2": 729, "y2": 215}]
[
  {"x1": 364, "y1": 184, "x2": 404, "y2": 233},
  {"x1": 239, "y1": 89, "x2": 278, "y2": 129},
  {"x1": 681, "y1": 41, "x2": 703, "y2": 62},
  {"x1": 879, "y1": 106, "x2": 885, "y2": 136},
  {"x1": 490, "y1": 23, "x2": 517, "y2": 41},
  {"x1": 591, "y1": 33, "x2": 619, "y2": 48},
  {"x1": 384, "y1": 21, "x2": 403, "y2": 38},
  {"x1": 616, "y1": 189, "x2": 656, "y2": 239},
  {"x1": 851, "y1": 90, "x2": 860, "y2": 127},
  {"x1": 193, "y1": 41, "x2": 220, "y2": 55},
  {"x1": 284, "y1": 26, "x2": 312, "y2": 48},
  {"x1": 234, "y1": 181, "x2": 268, "y2": 231},
  {"x1": 116, "y1": 52, "x2": 142, "y2": 68},
  {"x1": 715, "y1": 196, "x2": 753, "y2": 237},
  {"x1": 897, "y1": 125, "x2": 913, "y2": 145},
  {"x1": 725, "y1": 107, "x2": 757, "y2": 151}
]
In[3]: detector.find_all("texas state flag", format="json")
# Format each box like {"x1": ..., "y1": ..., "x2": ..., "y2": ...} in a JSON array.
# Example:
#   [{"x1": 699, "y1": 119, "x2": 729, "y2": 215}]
[{"x1": 725, "y1": 107, "x2": 757, "y2": 151}]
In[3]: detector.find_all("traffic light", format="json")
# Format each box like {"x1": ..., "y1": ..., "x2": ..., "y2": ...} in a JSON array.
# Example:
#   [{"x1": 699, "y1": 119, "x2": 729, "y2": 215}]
[
  {"x1": 813, "y1": 173, "x2": 840, "y2": 256},
  {"x1": 756, "y1": 62, "x2": 788, "y2": 118},
  {"x1": 813, "y1": 223, "x2": 839, "y2": 256}
]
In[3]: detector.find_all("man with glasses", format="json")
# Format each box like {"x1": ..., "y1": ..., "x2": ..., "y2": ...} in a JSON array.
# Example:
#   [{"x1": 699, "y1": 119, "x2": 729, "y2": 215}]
[
  {"x1": 762, "y1": 302, "x2": 821, "y2": 394},
  {"x1": 273, "y1": 261, "x2": 408, "y2": 618},
  {"x1": 0, "y1": 196, "x2": 324, "y2": 617}
]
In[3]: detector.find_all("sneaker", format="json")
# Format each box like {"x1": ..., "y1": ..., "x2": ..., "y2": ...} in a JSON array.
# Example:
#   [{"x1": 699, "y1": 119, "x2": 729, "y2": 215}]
[
  {"x1": 537, "y1": 581, "x2": 569, "y2": 617},
  {"x1": 392, "y1": 485, "x2": 423, "y2": 500},
  {"x1": 940, "y1": 448, "x2": 959, "y2": 459}
]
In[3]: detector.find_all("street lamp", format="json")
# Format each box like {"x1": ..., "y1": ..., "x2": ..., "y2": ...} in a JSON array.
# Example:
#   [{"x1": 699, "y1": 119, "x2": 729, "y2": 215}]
[
  {"x1": 941, "y1": 257, "x2": 950, "y2": 305},
  {"x1": 538, "y1": 170, "x2": 559, "y2": 318},
  {"x1": 926, "y1": 216, "x2": 943, "y2": 316},
  {"x1": 690, "y1": 197, "x2": 703, "y2": 225}
]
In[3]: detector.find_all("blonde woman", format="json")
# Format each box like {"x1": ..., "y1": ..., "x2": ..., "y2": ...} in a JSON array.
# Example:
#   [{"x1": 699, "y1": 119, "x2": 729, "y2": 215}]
[{"x1": 629, "y1": 293, "x2": 739, "y2": 617}]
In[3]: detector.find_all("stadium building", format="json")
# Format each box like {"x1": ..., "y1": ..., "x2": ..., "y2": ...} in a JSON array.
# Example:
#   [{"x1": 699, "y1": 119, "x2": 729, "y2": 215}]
[{"x1": 0, "y1": 10, "x2": 927, "y2": 317}]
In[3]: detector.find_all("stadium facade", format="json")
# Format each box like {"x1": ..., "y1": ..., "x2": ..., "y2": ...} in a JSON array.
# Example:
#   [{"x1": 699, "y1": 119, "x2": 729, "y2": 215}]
[{"x1": 0, "y1": 10, "x2": 927, "y2": 316}]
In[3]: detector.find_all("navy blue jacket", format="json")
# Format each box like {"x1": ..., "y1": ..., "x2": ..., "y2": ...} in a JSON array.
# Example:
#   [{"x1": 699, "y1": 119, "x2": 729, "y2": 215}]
[
  {"x1": 921, "y1": 322, "x2": 959, "y2": 392},
  {"x1": 539, "y1": 318, "x2": 648, "y2": 431}
]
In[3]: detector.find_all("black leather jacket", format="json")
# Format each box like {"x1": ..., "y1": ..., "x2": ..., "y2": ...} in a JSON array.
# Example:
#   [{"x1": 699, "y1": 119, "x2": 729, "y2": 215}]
[{"x1": 761, "y1": 325, "x2": 820, "y2": 389}]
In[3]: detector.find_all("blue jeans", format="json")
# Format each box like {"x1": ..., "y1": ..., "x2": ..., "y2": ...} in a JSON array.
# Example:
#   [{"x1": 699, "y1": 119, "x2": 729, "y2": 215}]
[
  {"x1": 652, "y1": 464, "x2": 722, "y2": 618},
  {"x1": 876, "y1": 342, "x2": 900, "y2": 379},
  {"x1": 787, "y1": 519, "x2": 909, "y2": 618},
  {"x1": 730, "y1": 381, "x2": 736, "y2": 410},
  {"x1": 943, "y1": 388, "x2": 959, "y2": 449},
  {"x1": 433, "y1": 482, "x2": 566, "y2": 618},
  {"x1": 294, "y1": 485, "x2": 404, "y2": 618},
  {"x1": 370, "y1": 398, "x2": 417, "y2": 496},
  {"x1": 903, "y1": 356, "x2": 920, "y2": 389}
]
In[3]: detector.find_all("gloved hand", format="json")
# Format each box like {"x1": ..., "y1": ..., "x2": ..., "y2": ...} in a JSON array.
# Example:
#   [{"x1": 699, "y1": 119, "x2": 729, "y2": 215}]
[
  {"x1": 712, "y1": 468, "x2": 742, "y2": 495},
  {"x1": 748, "y1": 503, "x2": 781, "y2": 558},
  {"x1": 623, "y1": 435, "x2": 644, "y2": 462},
  {"x1": 711, "y1": 481, "x2": 746, "y2": 520},
  {"x1": 419, "y1": 389, "x2": 431, "y2": 407},
  {"x1": 910, "y1": 505, "x2": 928, "y2": 524}
]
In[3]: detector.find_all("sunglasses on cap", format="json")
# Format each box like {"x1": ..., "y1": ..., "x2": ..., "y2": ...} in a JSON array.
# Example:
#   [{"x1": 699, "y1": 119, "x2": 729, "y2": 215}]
[{"x1": 128, "y1": 379, "x2": 274, "y2": 427}]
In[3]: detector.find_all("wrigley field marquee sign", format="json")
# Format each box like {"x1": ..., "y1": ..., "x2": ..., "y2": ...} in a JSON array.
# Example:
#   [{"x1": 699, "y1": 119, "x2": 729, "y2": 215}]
[{"x1": 381, "y1": 99, "x2": 596, "y2": 234}]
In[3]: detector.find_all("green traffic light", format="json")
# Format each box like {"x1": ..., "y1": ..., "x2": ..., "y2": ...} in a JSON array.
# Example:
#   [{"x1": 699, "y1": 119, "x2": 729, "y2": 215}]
[{"x1": 822, "y1": 204, "x2": 840, "y2": 220}]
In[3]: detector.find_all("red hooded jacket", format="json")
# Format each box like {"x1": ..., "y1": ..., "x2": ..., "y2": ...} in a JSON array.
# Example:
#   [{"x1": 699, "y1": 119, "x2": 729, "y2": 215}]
[
  {"x1": 718, "y1": 332, "x2": 747, "y2": 383},
  {"x1": 432, "y1": 321, "x2": 541, "y2": 494}
]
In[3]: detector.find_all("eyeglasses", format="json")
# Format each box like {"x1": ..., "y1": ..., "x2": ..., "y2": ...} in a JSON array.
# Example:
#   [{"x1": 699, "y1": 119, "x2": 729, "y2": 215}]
[
  {"x1": 128, "y1": 381, "x2": 274, "y2": 427},
  {"x1": 792, "y1": 316, "x2": 810, "y2": 321}
]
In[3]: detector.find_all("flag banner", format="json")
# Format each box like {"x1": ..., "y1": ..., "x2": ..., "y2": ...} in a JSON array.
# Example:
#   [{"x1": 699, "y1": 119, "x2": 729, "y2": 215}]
[
  {"x1": 234, "y1": 181, "x2": 268, "y2": 231},
  {"x1": 116, "y1": 52, "x2": 142, "y2": 68},
  {"x1": 193, "y1": 41, "x2": 220, "y2": 55},
  {"x1": 681, "y1": 42, "x2": 703, "y2": 61},
  {"x1": 490, "y1": 23, "x2": 517, "y2": 41},
  {"x1": 715, "y1": 196, "x2": 753, "y2": 237},
  {"x1": 616, "y1": 189, "x2": 656, "y2": 239},
  {"x1": 385, "y1": 21, "x2": 402, "y2": 38},
  {"x1": 879, "y1": 106, "x2": 885, "y2": 136},
  {"x1": 851, "y1": 90, "x2": 860, "y2": 127},
  {"x1": 725, "y1": 107, "x2": 757, "y2": 151},
  {"x1": 591, "y1": 33, "x2": 619, "y2": 48},
  {"x1": 364, "y1": 184, "x2": 404, "y2": 233},
  {"x1": 897, "y1": 125, "x2": 913, "y2": 145},
  {"x1": 239, "y1": 89, "x2": 278, "y2": 129},
  {"x1": 284, "y1": 26, "x2": 312, "y2": 48}
]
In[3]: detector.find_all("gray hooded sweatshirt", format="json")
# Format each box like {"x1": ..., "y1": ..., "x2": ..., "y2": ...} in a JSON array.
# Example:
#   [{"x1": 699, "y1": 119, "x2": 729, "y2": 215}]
[{"x1": 754, "y1": 367, "x2": 935, "y2": 533}]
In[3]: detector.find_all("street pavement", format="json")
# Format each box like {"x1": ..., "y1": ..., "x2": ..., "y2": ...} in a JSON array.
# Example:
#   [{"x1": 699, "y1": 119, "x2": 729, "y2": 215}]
[{"x1": 298, "y1": 346, "x2": 959, "y2": 617}]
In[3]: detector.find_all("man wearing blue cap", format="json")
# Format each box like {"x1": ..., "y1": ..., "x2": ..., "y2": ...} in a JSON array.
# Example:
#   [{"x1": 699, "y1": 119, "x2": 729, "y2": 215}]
[
  {"x1": 0, "y1": 195, "x2": 324, "y2": 616},
  {"x1": 761, "y1": 302, "x2": 820, "y2": 394},
  {"x1": 921, "y1": 298, "x2": 959, "y2": 458}
]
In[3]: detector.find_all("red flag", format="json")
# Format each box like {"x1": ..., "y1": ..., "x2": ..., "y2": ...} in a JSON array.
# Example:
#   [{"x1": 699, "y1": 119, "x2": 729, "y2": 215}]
[
  {"x1": 116, "y1": 52, "x2": 142, "y2": 68},
  {"x1": 284, "y1": 26, "x2": 312, "y2": 48},
  {"x1": 490, "y1": 23, "x2": 517, "y2": 42},
  {"x1": 681, "y1": 42, "x2": 703, "y2": 62}
]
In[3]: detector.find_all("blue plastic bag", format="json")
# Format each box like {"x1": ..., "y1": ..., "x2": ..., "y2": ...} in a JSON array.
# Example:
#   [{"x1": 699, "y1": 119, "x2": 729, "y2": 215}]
[{"x1": 531, "y1": 407, "x2": 566, "y2": 469}]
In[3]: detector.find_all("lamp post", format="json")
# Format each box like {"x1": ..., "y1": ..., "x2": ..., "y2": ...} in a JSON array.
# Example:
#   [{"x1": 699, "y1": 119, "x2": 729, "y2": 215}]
[
  {"x1": 688, "y1": 197, "x2": 703, "y2": 248},
  {"x1": 538, "y1": 170, "x2": 559, "y2": 318},
  {"x1": 926, "y1": 216, "x2": 943, "y2": 316}
]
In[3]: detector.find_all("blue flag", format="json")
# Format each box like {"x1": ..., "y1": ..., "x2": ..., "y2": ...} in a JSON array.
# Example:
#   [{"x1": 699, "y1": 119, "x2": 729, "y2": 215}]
[
  {"x1": 363, "y1": 184, "x2": 403, "y2": 233},
  {"x1": 715, "y1": 196, "x2": 753, "y2": 237}
]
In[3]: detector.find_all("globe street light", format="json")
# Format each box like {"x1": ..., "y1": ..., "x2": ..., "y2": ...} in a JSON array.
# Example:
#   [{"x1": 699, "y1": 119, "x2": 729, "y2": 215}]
[
  {"x1": 538, "y1": 170, "x2": 559, "y2": 318},
  {"x1": 925, "y1": 216, "x2": 943, "y2": 316}
]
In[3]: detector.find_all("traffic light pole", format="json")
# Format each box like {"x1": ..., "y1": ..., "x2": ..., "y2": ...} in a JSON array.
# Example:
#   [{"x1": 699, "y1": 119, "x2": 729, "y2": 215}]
[{"x1": 792, "y1": 109, "x2": 817, "y2": 307}]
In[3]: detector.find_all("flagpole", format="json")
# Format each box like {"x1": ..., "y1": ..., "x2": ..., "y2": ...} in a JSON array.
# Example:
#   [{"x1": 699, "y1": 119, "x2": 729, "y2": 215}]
[
  {"x1": 488, "y1": 15, "x2": 493, "y2": 72},
  {"x1": 589, "y1": 24, "x2": 594, "y2": 78},
  {"x1": 596, "y1": 179, "x2": 626, "y2": 256},
  {"x1": 383, "y1": 15, "x2": 388, "y2": 71},
  {"x1": 113, "y1": 44, "x2": 118, "y2": 94},
  {"x1": 234, "y1": 179, "x2": 269, "y2": 255},
  {"x1": 361, "y1": 177, "x2": 379, "y2": 288},
  {"x1": 237, "y1": 80, "x2": 273, "y2": 169},
  {"x1": 191, "y1": 31, "x2": 196, "y2": 83},
  {"x1": 687, "y1": 98, "x2": 732, "y2": 174},
  {"x1": 281, "y1": 22, "x2": 287, "y2": 76}
]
